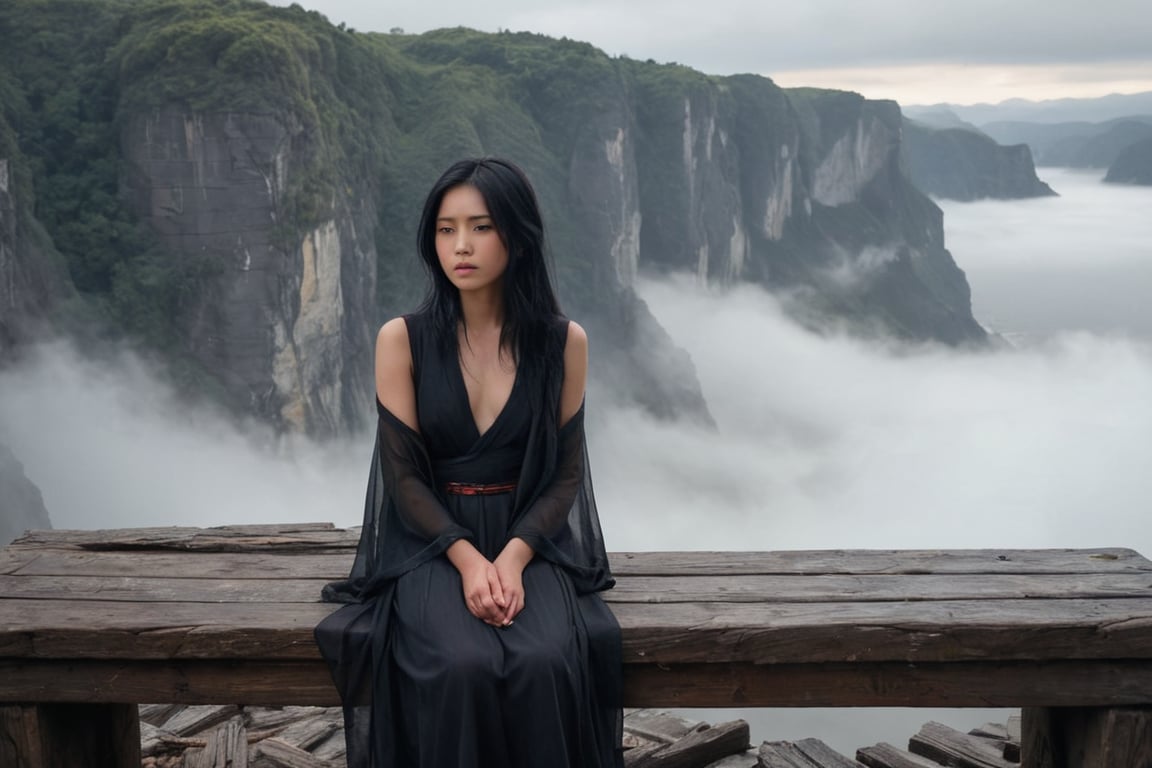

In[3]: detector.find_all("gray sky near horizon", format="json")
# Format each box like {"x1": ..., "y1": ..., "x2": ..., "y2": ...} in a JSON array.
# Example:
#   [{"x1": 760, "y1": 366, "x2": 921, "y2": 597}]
[{"x1": 270, "y1": 0, "x2": 1152, "y2": 104}]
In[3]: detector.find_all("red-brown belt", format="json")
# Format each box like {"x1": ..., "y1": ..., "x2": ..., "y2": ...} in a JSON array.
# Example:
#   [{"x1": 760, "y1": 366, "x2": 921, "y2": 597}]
[{"x1": 443, "y1": 481, "x2": 517, "y2": 496}]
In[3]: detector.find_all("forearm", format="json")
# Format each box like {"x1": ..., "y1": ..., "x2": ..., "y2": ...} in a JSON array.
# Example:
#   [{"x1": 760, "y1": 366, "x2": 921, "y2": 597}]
[
  {"x1": 496, "y1": 537, "x2": 534, "y2": 570},
  {"x1": 446, "y1": 539, "x2": 487, "y2": 571}
]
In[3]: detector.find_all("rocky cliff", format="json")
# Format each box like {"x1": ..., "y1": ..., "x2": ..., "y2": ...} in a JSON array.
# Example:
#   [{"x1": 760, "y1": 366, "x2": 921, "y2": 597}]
[
  {"x1": 0, "y1": 125, "x2": 73, "y2": 357},
  {"x1": 120, "y1": 111, "x2": 377, "y2": 435},
  {"x1": 2, "y1": 2, "x2": 988, "y2": 437},
  {"x1": 0, "y1": 442, "x2": 51, "y2": 546},
  {"x1": 900, "y1": 119, "x2": 1056, "y2": 201},
  {"x1": 1104, "y1": 137, "x2": 1152, "y2": 185}
]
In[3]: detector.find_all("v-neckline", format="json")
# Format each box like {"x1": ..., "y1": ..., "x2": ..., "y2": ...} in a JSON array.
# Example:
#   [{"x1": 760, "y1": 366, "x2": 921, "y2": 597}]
[{"x1": 454, "y1": 357, "x2": 518, "y2": 441}]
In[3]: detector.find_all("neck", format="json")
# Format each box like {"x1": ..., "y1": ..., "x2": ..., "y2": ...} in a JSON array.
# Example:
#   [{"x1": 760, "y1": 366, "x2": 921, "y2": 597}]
[{"x1": 458, "y1": 287, "x2": 505, "y2": 333}]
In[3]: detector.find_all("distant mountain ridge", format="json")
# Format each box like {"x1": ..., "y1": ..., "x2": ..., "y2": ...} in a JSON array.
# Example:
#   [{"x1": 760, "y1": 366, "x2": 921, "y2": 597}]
[
  {"x1": 981, "y1": 117, "x2": 1152, "y2": 168},
  {"x1": 906, "y1": 91, "x2": 1152, "y2": 125},
  {"x1": 906, "y1": 93, "x2": 1152, "y2": 175},
  {"x1": 900, "y1": 117, "x2": 1055, "y2": 201}
]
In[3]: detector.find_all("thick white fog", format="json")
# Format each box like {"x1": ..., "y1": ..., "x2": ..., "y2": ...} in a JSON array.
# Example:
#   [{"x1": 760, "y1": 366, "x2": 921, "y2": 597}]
[
  {"x1": 942, "y1": 168, "x2": 1152, "y2": 340},
  {"x1": 0, "y1": 343, "x2": 367, "y2": 530},
  {"x1": 1, "y1": 169, "x2": 1149, "y2": 752}
]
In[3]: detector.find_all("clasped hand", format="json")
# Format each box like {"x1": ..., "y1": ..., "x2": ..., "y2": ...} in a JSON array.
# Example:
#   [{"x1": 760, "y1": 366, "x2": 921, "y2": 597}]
[{"x1": 448, "y1": 539, "x2": 532, "y2": 627}]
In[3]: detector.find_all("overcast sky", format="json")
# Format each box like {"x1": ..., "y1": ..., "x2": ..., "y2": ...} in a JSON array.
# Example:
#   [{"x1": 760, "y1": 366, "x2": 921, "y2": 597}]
[{"x1": 268, "y1": 0, "x2": 1152, "y2": 104}]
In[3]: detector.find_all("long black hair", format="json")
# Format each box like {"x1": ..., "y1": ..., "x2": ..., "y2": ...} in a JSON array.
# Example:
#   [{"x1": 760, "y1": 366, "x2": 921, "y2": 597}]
[{"x1": 416, "y1": 157, "x2": 565, "y2": 398}]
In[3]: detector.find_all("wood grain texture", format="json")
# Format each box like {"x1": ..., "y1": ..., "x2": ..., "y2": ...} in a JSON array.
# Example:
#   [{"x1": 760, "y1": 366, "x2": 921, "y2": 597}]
[
  {"x1": 856, "y1": 742, "x2": 945, "y2": 768},
  {"x1": 0, "y1": 705, "x2": 45, "y2": 768},
  {"x1": 620, "y1": 659, "x2": 1152, "y2": 708},
  {"x1": 5, "y1": 528, "x2": 1152, "y2": 721},
  {"x1": 908, "y1": 721, "x2": 1015, "y2": 768},
  {"x1": 6, "y1": 595, "x2": 1152, "y2": 663},
  {"x1": 1021, "y1": 706, "x2": 1152, "y2": 768}
]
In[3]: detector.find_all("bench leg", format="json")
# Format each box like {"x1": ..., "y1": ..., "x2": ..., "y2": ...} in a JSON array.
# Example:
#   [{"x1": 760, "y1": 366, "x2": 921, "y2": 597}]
[
  {"x1": 1, "y1": 703, "x2": 141, "y2": 768},
  {"x1": 1022, "y1": 706, "x2": 1152, "y2": 768}
]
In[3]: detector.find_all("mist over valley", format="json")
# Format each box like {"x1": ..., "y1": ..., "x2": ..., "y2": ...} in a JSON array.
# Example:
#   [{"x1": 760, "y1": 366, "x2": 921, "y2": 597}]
[{"x1": 3, "y1": 166, "x2": 1150, "y2": 753}]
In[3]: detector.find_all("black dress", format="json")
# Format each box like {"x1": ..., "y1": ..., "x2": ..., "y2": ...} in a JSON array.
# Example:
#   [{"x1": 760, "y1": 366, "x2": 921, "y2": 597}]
[{"x1": 316, "y1": 311, "x2": 623, "y2": 768}]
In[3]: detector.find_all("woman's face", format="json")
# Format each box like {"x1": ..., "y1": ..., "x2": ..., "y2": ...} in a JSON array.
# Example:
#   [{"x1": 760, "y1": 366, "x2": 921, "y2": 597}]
[{"x1": 435, "y1": 184, "x2": 509, "y2": 295}]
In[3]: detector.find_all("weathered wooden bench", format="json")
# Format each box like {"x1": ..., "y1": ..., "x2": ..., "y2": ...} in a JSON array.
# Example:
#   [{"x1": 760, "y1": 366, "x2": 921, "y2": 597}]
[{"x1": 3, "y1": 523, "x2": 1152, "y2": 767}]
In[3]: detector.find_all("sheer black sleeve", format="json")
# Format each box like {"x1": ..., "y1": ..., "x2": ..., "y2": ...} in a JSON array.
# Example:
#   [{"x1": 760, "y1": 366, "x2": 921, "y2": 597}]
[
  {"x1": 510, "y1": 403, "x2": 614, "y2": 595},
  {"x1": 322, "y1": 404, "x2": 472, "y2": 603}
]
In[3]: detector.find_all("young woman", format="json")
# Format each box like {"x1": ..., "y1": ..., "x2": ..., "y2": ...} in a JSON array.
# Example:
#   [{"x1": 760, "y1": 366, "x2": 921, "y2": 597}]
[{"x1": 316, "y1": 158, "x2": 622, "y2": 768}]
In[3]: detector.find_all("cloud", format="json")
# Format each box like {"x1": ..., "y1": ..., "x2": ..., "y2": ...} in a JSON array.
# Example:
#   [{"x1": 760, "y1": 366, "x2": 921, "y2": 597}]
[
  {"x1": 592, "y1": 274, "x2": 1152, "y2": 558},
  {"x1": 272, "y1": 0, "x2": 1152, "y2": 74},
  {"x1": 940, "y1": 168, "x2": 1152, "y2": 338},
  {"x1": 0, "y1": 342, "x2": 367, "y2": 531}
]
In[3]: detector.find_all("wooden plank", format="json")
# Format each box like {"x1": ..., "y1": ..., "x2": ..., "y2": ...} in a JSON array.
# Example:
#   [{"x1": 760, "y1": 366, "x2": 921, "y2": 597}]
[
  {"x1": 0, "y1": 600, "x2": 335, "y2": 659},
  {"x1": 6, "y1": 658, "x2": 1152, "y2": 709},
  {"x1": 182, "y1": 715, "x2": 247, "y2": 768},
  {"x1": 1021, "y1": 708, "x2": 1059, "y2": 768},
  {"x1": 625, "y1": 709, "x2": 701, "y2": 743},
  {"x1": 251, "y1": 737, "x2": 336, "y2": 767},
  {"x1": 5, "y1": 550, "x2": 353, "y2": 580},
  {"x1": 160, "y1": 704, "x2": 242, "y2": 736},
  {"x1": 908, "y1": 721, "x2": 1015, "y2": 768},
  {"x1": 0, "y1": 704, "x2": 45, "y2": 767},
  {"x1": 1021, "y1": 707, "x2": 1152, "y2": 767},
  {"x1": 0, "y1": 660, "x2": 341, "y2": 706},
  {"x1": 6, "y1": 571, "x2": 1152, "y2": 605},
  {"x1": 6, "y1": 542, "x2": 1149, "y2": 580},
  {"x1": 11, "y1": 525, "x2": 352, "y2": 553},
  {"x1": 605, "y1": 572, "x2": 1152, "y2": 603},
  {"x1": 791, "y1": 738, "x2": 865, "y2": 767},
  {"x1": 621, "y1": 660, "x2": 1152, "y2": 708},
  {"x1": 0, "y1": 575, "x2": 333, "y2": 603},
  {"x1": 0, "y1": 703, "x2": 142, "y2": 768},
  {"x1": 0, "y1": 547, "x2": 34, "y2": 575},
  {"x1": 1069, "y1": 708, "x2": 1152, "y2": 767},
  {"x1": 274, "y1": 710, "x2": 342, "y2": 751},
  {"x1": 856, "y1": 743, "x2": 943, "y2": 768},
  {"x1": 7, "y1": 596, "x2": 1152, "y2": 663},
  {"x1": 607, "y1": 549, "x2": 1152, "y2": 576},
  {"x1": 615, "y1": 598, "x2": 1152, "y2": 665},
  {"x1": 759, "y1": 739, "x2": 864, "y2": 767},
  {"x1": 626, "y1": 719, "x2": 750, "y2": 768}
]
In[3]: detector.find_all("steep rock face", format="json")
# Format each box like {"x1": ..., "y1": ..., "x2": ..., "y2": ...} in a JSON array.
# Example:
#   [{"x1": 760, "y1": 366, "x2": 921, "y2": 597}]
[
  {"x1": 120, "y1": 110, "x2": 376, "y2": 435},
  {"x1": 0, "y1": 442, "x2": 51, "y2": 547},
  {"x1": 611, "y1": 78, "x2": 984, "y2": 344},
  {"x1": 0, "y1": 153, "x2": 73, "y2": 357},
  {"x1": 1105, "y1": 137, "x2": 1152, "y2": 185},
  {"x1": 901, "y1": 119, "x2": 1056, "y2": 201},
  {"x1": 558, "y1": 70, "x2": 714, "y2": 422}
]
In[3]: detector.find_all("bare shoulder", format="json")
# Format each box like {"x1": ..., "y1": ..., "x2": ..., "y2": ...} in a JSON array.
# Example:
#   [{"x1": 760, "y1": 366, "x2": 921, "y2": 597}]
[
  {"x1": 377, "y1": 316, "x2": 411, "y2": 351},
  {"x1": 564, "y1": 320, "x2": 588, "y2": 357},
  {"x1": 559, "y1": 320, "x2": 588, "y2": 425},
  {"x1": 375, "y1": 317, "x2": 418, "y2": 428}
]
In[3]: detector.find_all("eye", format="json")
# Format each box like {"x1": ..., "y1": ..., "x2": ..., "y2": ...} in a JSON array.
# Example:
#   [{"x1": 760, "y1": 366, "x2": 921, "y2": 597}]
[
  {"x1": 474, "y1": 224, "x2": 493, "y2": 232},
  {"x1": 437, "y1": 226, "x2": 454, "y2": 234}
]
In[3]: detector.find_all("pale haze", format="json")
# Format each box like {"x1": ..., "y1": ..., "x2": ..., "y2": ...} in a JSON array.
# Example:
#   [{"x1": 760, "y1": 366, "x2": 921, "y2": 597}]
[{"x1": 267, "y1": 0, "x2": 1152, "y2": 103}]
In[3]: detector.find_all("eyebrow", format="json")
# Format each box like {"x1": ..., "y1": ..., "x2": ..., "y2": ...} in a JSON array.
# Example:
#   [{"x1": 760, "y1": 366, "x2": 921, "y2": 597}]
[{"x1": 436, "y1": 214, "x2": 493, "y2": 222}]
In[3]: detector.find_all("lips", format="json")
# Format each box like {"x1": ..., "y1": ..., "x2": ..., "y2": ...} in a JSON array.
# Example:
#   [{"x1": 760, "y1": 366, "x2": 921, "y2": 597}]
[{"x1": 454, "y1": 264, "x2": 477, "y2": 273}]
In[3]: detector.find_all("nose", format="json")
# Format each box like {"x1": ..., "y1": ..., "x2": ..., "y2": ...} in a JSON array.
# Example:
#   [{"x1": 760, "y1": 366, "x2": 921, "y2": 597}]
[{"x1": 454, "y1": 231, "x2": 471, "y2": 255}]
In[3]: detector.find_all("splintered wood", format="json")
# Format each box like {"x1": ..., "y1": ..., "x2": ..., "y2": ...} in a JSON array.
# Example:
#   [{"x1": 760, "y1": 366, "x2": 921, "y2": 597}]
[
  {"x1": 138, "y1": 705, "x2": 752, "y2": 768},
  {"x1": 139, "y1": 705, "x2": 345, "y2": 768},
  {"x1": 140, "y1": 706, "x2": 1025, "y2": 768}
]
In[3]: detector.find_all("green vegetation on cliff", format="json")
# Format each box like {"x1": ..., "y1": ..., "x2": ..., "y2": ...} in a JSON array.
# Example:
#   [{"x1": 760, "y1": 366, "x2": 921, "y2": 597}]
[{"x1": 2, "y1": 0, "x2": 985, "y2": 426}]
